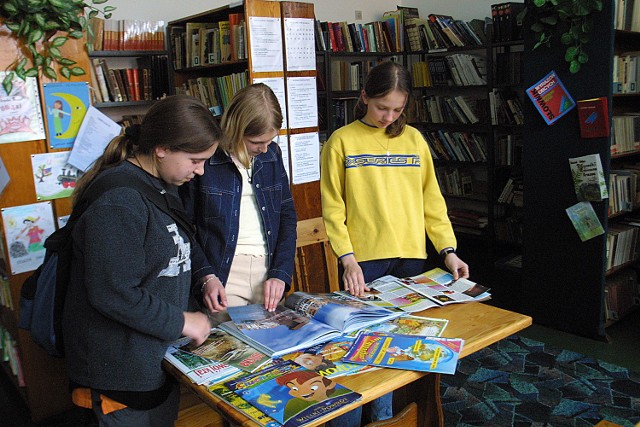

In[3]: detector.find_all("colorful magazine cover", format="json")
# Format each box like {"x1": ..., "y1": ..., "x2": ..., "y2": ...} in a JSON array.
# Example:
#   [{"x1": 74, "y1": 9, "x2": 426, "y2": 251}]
[
  {"x1": 42, "y1": 81, "x2": 91, "y2": 149},
  {"x1": 526, "y1": 70, "x2": 575, "y2": 125},
  {"x1": 207, "y1": 372, "x2": 281, "y2": 427},
  {"x1": 219, "y1": 293, "x2": 402, "y2": 357},
  {"x1": 280, "y1": 336, "x2": 378, "y2": 379},
  {"x1": 175, "y1": 328, "x2": 272, "y2": 373},
  {"x1": 346, "y1": 315, "x2": 449, "y2": 338},
  {"x1": 164, "y1": 339, "x2": 240, "y2": 385},
  {"x1": 343, "y1": 332, "x2": 464, "y2": 375},
  {"x1": 565, "y1": 201, "x2": 605, "y2": 242},
  {"x1": 226, "y1": 360, "x2": 361, "y2": 427}
]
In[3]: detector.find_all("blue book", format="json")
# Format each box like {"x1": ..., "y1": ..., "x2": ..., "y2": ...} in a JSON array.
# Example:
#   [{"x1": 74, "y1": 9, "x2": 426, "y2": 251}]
[{"x1": 226, "y1": 360, "x2": 361, "y2": 427}]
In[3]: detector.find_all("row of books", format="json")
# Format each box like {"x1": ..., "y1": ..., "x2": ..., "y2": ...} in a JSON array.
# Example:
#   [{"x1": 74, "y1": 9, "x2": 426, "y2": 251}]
[
  {"x1": 495, "y1": 215, "x2": 523, "y2": 244},
  {"x1": 436, "y1": 166, "x2": 477, "y2": 197},
  {"x1": 328, "y1": 98, "x2": 358, "y2": 129},
  {"x1": 414, "y1": 54, "x2": 486, "y2": 88},
  {"x1": 611, "y1": 114, "x2": 640, "y2": 155},
  {"x1": 606, "y1": 222, "x2": 640, "y2": 272},
  {"x1": 1, "y1": 326, "x2": 24, "y2": 387},
  {"x1": 415, "y1": 95, "x2": 485, "y2": 125},
  {"x1": 175, "y1": 70, "x2": 249, "y2": 115},
  {"x1": 604, "y1": 268, "x2": 638, "y2": 321},
  {"x1": 613, "y1": 52, "x2": 640, "y2": 94},
  {"x1": 327, "y1": 59, "x2": 381, "y2": 92},
  {"x1": 494, "y1": 51, "x2": 523, "y2": 85},
  {"x1": 497, "y1": 176, "x2": 523, "y2": 206},
  {"x1": 169, "y1": 13, "x2": 246, "y2": 70},
  {"x1": 609, "y1": 168, "x2": 640, "y2": 216},
  {"x1": 490, "y1": 2, "x2": 525, "y2": 42},
  {"x1": 316, "y1": 20, "x2": 399, "y2": 53},
  {"x1": 495, "y1": 134, "x2": 523, "y2": 167},
  {"x1": 88, "y1": 18, "x2": 166, "y2": 51},
  {"x1": 448, "y1": 208, "x2": 488, "y2": 232},
  {"x1": 90, "y1": 56, "x2": 170, "y2": 104},
  {"x1": 424, "y1": 130, "x2": 488, "y2": 163},
  {"x1": 0, "y1": 274, "x2": 12, "y2": 310},
  {"x1": 615, "y1": 0, "x2": 640, "y2": 32},
  {"x1": 405, "y1": 15, "x2": 488, "y2": 52},
  {"x1": 489, "y1": 89, "x2": 525, "y2": 125}
]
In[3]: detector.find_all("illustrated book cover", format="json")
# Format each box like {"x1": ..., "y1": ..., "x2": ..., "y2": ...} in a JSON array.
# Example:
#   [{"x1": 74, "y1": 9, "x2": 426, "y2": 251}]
[
  {"x1": 526, "y1": 70, "x2": 575, "y2": 125},
  {"x1": 171, "y1": 328, "x2": 272, "y2": 373},
  {"x1": 343, "y1": 331, "x2": 464, "y2": 375},
  {"x1": 219, "y1": 292, "x2": 403, "y2": 357},
  {"x1": 576, "y1": 96, "x2": 609, "y2": 138},
  {"x1": 569, "y1": 154, "x2": 608, "y2": 202},
  {"x1": 346, "y1": 315, "x2": 449, "y2": 338},
  {"x1": 207, "y1": 371, "x2": 281, "y2": 427},
  {"x1": 226, "y1": 360, "x2": 361, "y2": 427},
  {"x1": 565, "y1": 201, "x2": 605, "y2": 242},
  {"x1": 279, "y1": 336, "x2": 378, "y2": 379}
]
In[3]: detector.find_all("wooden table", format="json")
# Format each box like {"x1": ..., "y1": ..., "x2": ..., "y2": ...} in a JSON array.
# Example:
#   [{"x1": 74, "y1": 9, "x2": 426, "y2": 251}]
[{"x1": 166, "y1": 303, "x2": 532, "y2": 427}]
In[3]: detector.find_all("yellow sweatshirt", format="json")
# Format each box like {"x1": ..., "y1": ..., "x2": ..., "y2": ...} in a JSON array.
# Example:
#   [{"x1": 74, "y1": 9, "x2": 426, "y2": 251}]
[{"x1": 320, "y1": 120, "x2": 456, "y2": 262}]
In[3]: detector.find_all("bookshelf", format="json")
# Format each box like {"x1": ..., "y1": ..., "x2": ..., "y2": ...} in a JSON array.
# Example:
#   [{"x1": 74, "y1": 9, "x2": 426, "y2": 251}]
[{"x1": 520, "y1": 1, "x2": 615, "y2": 340}]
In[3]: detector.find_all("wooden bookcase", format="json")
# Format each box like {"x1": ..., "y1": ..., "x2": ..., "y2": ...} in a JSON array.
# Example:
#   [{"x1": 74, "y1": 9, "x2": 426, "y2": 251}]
[{"x1": 0, "y1": 24, "x2": 90, "y2": 421}]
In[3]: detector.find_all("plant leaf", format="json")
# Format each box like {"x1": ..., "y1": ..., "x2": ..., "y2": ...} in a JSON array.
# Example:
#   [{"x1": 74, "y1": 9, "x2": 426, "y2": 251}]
[
  {"x1": 578, "y1": 52, "x2": 589, "y2": 63},
  {"x1": 6, "y1": 22, "x2": 21, "y2": 32},
  {"x1": 44, "y1": 66, "x2": 57, "y2": 80},
  {"x1": 24, "y1": 68, "x2": 39, "y2": 77},
  {"x1": 569, "y1": 60, "x2": 581, "y2": 73},
  {"x1": 17, "y1": 57, "x2": 28, "y2": 70},
  {"x1": 540, "y1": 16, "x2": 558, "y2": 25},
  {"x1": 104, "y1": 5, "x2": 116, "y2": 12},
  {"x1": 565, "y1": 46, "x2": 578, "y2": 61},
  {"x1": 49, "y1": 47, "x2": 62, "y2": 59},
  {"x1": 60, "y1": 67, "x2": 71, "y2": 79},
  {"x1": 560, "y1": 32, "x2": 573, "y2": 45},
  {"x1": 534, "y1": 0, "x2": 546, "y2": 6},
  {"x1": 70, "y1": 67, "x2": 86, "y2": 76},
  {"x1": 68, "y1": 30, "x2": 84, "y2": 39},
  {"x1": 58, "y1": 58, "x2": 77, "y2": 66},
  {"x1": 88, "y1": 9, "x2": 98, "y2": 18},
  {"x1": 92, "y1": 0, "x2": 109, "y2": 3},
  {"x1": 3, "y1": 2, "x2": 18, "y2": 14},
  {"x1": 51, "y1": 36, "x2": 68, "y2": 47},
  {"x1": 2, "y1": 74, "x2": 14, "y2": 95}
]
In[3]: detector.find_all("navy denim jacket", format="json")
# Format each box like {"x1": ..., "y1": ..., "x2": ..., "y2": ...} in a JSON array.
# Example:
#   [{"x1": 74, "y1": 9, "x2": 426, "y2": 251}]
[{"x1": 183, "y1": 143, "x2": 297, "y2": 289}]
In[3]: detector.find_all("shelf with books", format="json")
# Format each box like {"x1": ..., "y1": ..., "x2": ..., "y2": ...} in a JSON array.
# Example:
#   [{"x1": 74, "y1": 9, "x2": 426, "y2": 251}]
[{"x1": 88, "y1": 50, "x2": 172, "y2": 108}]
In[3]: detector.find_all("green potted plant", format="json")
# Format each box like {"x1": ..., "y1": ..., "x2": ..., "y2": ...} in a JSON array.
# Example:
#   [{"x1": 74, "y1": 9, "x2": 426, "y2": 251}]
[
  {"x1": 0, "y1": 0, "x2": 115, "y2": 93},
  {"x1": 524, "y1": 0, "x2": 604, "y2": 73}
]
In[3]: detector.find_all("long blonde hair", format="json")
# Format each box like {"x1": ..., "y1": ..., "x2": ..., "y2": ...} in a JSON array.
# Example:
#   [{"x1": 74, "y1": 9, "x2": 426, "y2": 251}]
[
  {"x1": 73, "y1": 95, "x2": 222, "y2": 206},
  {"x1": 220, "y1": 83, "x2": 282, "y2": 168}
]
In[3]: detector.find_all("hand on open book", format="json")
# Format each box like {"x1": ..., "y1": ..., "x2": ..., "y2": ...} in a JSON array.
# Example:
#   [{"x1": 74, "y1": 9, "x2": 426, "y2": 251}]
[
  {"x1": 264, "y1": 278, "x2": 285, "y2": 312},
  {"x1": 444, "y1": 253, "x2": 470, "y2": 280},
  {"x1": 182, "y1": 311, "x2": 211, "y2": 346},
  {"x1": 340, "y1": 254, "x2": 370, "y2": 298}
]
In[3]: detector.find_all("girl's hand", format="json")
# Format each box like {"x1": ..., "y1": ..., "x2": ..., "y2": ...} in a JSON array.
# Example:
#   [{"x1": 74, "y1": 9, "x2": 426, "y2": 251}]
[
  {"x1": 341, "y1": 254, "x2": 369, "y2": 297},
  {"x1": 444, "y1": 253, "x2": 470, "y2": 280},
  {"x1": 264, "y1": 278, "x2": 286, "y2": 312},
  {"x1": 201, "y1": 275, "x2": 228, "y2": 313}
]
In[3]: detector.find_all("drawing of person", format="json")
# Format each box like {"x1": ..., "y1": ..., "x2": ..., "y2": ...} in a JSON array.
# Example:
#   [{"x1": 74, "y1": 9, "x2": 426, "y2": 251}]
[
  {"x1": 48, "y1": 99, "x2": 71, "y2": 136},
  {"x1": 17, "y1": 216, "x2": 45, "y2": 252}
]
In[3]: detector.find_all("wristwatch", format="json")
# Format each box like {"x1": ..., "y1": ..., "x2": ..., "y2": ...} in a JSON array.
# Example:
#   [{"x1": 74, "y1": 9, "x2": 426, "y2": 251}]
[{"x1": 440, "y1": 247, "x2": 456, "y2": 258}]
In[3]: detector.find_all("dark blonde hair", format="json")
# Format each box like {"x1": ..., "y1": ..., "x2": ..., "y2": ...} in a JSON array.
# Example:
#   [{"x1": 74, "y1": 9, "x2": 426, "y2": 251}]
[
  {"x1": 73, "y1": 95, "x2": 221, "y2": 206},
  {"x1": 221, "y1": 83, "x2": 282, "y2": 168},
  {"x1": 354, "y1": 61, "x2": 412, "y2": 137}
]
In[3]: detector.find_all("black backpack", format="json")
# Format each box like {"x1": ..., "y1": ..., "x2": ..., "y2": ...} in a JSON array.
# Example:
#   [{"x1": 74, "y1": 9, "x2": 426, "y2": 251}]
[{"x1": 18, "y1": 172, "x2": 195, "y2": 357}]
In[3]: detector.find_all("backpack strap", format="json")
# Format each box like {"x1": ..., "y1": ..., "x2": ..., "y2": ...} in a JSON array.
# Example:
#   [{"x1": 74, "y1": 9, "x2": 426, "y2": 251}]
[{"x1": 75, "y1": 171, "x2": 196, "y2": 241}]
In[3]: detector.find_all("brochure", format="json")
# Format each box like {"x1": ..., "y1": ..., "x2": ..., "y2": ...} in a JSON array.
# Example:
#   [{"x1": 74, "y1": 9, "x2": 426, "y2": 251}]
[
  {"x1": 346, "y1": 315, "x2": 449, "y2": 338},
  {"x1": 164, "y1": 340, "x2": 240, "y2": 385},
  {"x1": 226, "y1": 360, "x2": 361, "y2": 427},
  {"x1": 526, "y1": 70, "x2": 575, "y2": 125},
  {"x1": 343, "y1": 331, "x2": 464, "y2": 375},
  {"x1": 219, "y1": 292, "x2": 403, "y2": 357}
]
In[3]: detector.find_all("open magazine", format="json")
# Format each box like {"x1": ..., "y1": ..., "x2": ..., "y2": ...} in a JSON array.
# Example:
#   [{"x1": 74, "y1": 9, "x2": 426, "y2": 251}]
[
  {"x1": 219, "y1": 292, "x2": 403, "y2": 357},
  {"x1": 339, "y1": 268, "x2": 491, "y2": 312}
]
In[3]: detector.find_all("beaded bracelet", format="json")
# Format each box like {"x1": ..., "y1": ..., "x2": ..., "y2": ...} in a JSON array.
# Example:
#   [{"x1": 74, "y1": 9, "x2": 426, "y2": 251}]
[{"x1": 200, "y1": 276, "x2": 218, "y2": 294}]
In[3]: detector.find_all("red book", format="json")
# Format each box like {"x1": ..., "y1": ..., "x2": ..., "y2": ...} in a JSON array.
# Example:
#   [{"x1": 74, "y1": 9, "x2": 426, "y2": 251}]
[{"x1": 577, "y1": 97, "x2": 609, "y2": 138}]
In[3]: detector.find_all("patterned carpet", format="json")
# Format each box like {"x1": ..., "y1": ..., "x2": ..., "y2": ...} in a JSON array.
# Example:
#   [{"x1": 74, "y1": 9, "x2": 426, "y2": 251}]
[{"x1": 440, "y1": 335, "x2": 640, "y2": 426}]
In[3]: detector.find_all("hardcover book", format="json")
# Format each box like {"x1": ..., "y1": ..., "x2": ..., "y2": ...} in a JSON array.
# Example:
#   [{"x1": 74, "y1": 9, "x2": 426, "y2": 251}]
[
  {"x1": 569, "y1": 154, "x2": 609, "y2": 201},
  {"x1": 576, "y1": 97, "x2": 610, "y2": 138},
  {"x1": 565, "y1": 201, "x2": 605, "y2": 242},
  {"x1": 220, "y1": 292, "x2": 402, "y2": 357},
  {"x1": 343, "y1": 332, "x2": 464, "y2": 374},
  {"x1": 226, "y1": 360, "x2": 361, "y2": 427}
]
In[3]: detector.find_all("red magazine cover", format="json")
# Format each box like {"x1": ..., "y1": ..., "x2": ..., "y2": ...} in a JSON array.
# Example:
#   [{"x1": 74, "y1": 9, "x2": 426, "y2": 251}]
[{"x1": 576, "y1": 97, "x2": 610, "y2": 138}]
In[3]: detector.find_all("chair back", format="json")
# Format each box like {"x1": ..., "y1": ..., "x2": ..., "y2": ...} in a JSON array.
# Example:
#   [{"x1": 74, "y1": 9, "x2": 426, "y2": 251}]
[{"x1": 293, "y1": 217, "x2": 340, "y2": 294}]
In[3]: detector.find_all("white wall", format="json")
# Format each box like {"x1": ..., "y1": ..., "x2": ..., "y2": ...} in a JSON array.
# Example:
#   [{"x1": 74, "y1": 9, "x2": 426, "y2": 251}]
[{"x1": 104, "y1": 0, "x2": 493, "y2": 23}]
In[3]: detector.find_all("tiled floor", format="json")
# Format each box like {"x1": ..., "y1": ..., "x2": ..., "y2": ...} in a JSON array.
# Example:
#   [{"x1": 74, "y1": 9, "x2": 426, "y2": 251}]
[{"x1": 2, "y1": 309, "x2": 639, "y2": 426}]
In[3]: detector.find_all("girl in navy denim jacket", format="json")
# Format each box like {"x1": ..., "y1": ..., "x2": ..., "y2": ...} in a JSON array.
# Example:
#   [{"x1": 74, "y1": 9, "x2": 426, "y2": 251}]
[{"x1": 183, "y1": 84, "x2": 297, "y2": 317}]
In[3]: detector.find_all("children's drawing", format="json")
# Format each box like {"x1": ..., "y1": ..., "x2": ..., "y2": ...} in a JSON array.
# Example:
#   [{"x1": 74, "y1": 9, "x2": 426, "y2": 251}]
[
  {"x1": 42, "y1": 82, "x2": 90, "y2": 149},
  {"x1": 1, "y1": 202, "x2": 55, "y2": 274},
  {"x1": 31, "y1": 151, "x2": 82, "y2": 200},
  {"x1": 0, "y1": 72, "x2": 46, "y2": 144}
]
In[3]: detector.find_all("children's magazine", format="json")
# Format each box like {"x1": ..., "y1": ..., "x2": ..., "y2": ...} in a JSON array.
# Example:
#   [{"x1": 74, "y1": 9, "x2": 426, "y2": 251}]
[
  {"x1": 226, "y1": 360, "x2": 361, "y2": 427},
  {"x1": 343, "y1": 331, "x2": 464, "y2": 374},
  {"x1": 219, "y1": 292, "x2": 402, "y2": 356}
]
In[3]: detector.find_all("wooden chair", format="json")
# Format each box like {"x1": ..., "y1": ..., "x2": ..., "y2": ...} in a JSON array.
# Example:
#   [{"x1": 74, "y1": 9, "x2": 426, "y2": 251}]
[
  {"x1": 364, "y1": 402, "x2": 418, "y2": 427},
  {"x1": 293, "y1": 217, "x2": 340, "y2": 294}
]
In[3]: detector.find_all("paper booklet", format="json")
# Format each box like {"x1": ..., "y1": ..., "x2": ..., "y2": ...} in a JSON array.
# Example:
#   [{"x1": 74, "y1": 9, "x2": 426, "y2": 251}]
[
  {"x1": 164, "y1": 342, "x2": 240, "y2": 386},
  {"x1": 343, "y1": 331, "x2": 464, "y2": 375},
  {"x1": 338, "y1": 268, "x2": 490, "y2": 312},
  {"x1": 219, "y1": 292, "x2": 403, "y2": 357},
  {"x1": 345, "y1": 314, "x2": 449, "y2": 338},
  {"x1": 226, "y1": 360, "x2": 361, "y2": 427}
]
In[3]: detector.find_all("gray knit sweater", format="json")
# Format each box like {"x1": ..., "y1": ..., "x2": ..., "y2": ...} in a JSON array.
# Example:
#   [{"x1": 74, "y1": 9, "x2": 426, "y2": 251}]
[{"x1": 63, "y1": 161, "x2": 191, "y2": 393}]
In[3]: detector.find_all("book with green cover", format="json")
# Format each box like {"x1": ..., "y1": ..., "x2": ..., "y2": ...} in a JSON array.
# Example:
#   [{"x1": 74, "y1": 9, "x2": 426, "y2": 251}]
[{"x1": 565, "y1": 201, "x2": 605, "y2": 242}]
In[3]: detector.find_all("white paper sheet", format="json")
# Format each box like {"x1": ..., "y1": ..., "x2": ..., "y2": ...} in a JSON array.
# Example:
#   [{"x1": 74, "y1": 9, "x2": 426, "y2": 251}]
[
  {"x1": 249, "y1": 16, "x2": 284, "y2": 73},
  {"x1": 284, "y1": 18, "x2": 316, "y2": 72},
  {"x1": 286, "y1": 77, "x2": 318, "y2": 129},
  {"x1": 290, "y1": 132, "x2": 319, "y2": 184},
  {"x1": 252, "y1": 77, "x2": 288, "y2": 130},
  {"x1": 67, "y1": 106, "x2": 122, "y2": 172}
]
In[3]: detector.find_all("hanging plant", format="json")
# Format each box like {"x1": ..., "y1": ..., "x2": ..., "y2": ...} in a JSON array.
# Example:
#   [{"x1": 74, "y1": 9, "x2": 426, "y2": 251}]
[
  {"x1": 524, "y1": 0, "x2": 603, "y2": 73},
  {"x1": 0, "y1": 0, "x2": 115, "y2": 93}
]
